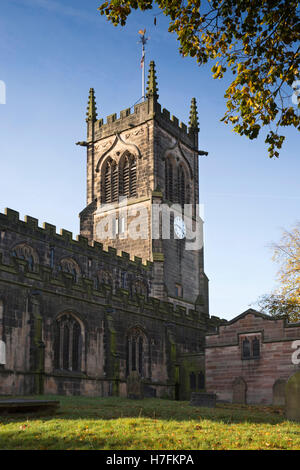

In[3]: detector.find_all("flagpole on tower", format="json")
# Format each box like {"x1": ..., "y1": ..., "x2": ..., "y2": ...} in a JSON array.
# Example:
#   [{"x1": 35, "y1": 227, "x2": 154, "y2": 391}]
[
  {"x1": 142, "y1": 41, "x2": 145, "y2": 99},
  {"x1": 138, "y1": 29, "x2": 149, "y2": 101}
]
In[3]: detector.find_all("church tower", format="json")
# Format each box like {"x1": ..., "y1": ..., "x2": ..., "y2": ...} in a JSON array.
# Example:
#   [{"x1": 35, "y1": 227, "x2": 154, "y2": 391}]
[{"x1": 78, "y1": 62, "x2": 209, "y2": 316}]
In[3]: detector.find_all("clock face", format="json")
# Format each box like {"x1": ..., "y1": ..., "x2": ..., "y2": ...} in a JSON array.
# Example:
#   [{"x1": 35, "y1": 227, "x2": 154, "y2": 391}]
[{"x1": 174, "y1": 217, "x2": 186, "y2": 239}]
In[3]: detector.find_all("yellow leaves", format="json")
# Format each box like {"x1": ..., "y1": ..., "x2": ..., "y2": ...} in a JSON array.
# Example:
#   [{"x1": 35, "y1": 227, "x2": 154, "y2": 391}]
[
  {"x1": 237, "y1": 62, "x2": 244, "y2": 73},
  {"x1": 97, "y1": 0, "x2": 300, "y2": 157},
  {"x1": 268, "y1": 223, "x2": 300, "y2": 320},
  {"x1": 212, "y1": 61, "x2": 227, "y2": 79},
  {"x1": 212, "y1": 64, "x2": 222, "y2": 78},
  {"x1": 244, "y1": 44, "x2": 251, "y2": 55}
]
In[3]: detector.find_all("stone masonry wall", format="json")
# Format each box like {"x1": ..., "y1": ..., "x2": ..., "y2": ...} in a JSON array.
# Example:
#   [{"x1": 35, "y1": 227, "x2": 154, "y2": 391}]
[
  {"x1": 0, "y1": 208, "x2": 210, "y2": 398},
  {"x1": 205, "y1": 310, "x2": 300, "y2": 404},
  {"x1": 80, "y1": 95, "x2": 209, "y2": 309}
]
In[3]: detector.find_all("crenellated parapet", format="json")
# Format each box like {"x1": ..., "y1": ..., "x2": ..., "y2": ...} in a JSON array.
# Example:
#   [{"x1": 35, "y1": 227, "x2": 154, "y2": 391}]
[
  {"x1": 87, "y1": 101, "x2": 197, "y2": 150},
  {"x1": 0, "y1": 207, "x2": 212, "y2": 328},
  {"x1": 0, "y1": 207, "x2": 151, "y2": 267},
  {"x1": 208, "y1": 315, "x2": 228, "y2": 332},
  {"x1": 84, "y1": 61, "x2": 199, "y2": 151},
  {"x1": 0, "y1": 207, "x2": 153, "y2": 302}
]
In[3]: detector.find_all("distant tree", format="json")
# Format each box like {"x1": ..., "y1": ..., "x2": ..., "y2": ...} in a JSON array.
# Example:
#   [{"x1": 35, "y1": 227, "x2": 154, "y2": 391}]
[
  {"x1": 257, "y1": 293, "x2": 300, "y2": 322},
  {"x1": 97, "y1": 0, "x2": 300, "y2": 158},
  {"x1": 257, "y1": 223, "x2": 300, "y2": 322}
]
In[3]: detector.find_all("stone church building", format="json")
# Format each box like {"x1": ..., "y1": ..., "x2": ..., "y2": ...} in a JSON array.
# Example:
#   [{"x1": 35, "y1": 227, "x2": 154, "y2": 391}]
[
  {"x1": 0, "y1": 62, "x2": 224, "y2": 399},
  {"x1": 1, "y1": 62, "x2": 297, "y2": 404}
]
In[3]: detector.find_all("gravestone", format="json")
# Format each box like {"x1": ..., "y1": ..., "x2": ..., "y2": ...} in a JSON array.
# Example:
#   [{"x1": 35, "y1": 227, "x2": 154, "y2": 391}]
[
  {"x1": 127, "y1": 371, "x2": 144, "y2": 399},
  {"x1": 0, "y1": 341, "x2": 5, "y2": 365},
  {"x1": 272, "y1": 379, "x2": 286, "y2": 406},
  {"x1": 232, "y1": 377, "x2": 247, "y2": 404},
  {"x1": 190, "y1": 392, "x2": 216, "y2": 408},
  {"x1": 285, "y1": 372, "x2": 300, "y2": 422}
]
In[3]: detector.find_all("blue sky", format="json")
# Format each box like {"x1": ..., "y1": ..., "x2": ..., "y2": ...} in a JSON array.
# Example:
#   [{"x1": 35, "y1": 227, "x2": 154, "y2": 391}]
[{"x1": 0, "y1": 0, "x2": 299, "y2": 320}]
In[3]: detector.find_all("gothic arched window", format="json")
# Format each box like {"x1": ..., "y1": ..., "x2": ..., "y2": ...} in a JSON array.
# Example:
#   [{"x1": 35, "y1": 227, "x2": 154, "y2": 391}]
[
  {"x1": 60, "y1": 258, "x2": 81, "y2": 283},
  {"x1": 126, "y1": 328, "x2": 148, "y2": 377},
  {"x1": 12, "y1": 243, "x2": 39, "y2": 272},
  {"x1": 54, "y1": 314, "x2": 83, "y2": 372},
  {"x1": 99, "y1": 270, "x2": 113, "y2": 287},
  {"x1": 132, "y1": 279, "x2": 148, "y2": 298}
]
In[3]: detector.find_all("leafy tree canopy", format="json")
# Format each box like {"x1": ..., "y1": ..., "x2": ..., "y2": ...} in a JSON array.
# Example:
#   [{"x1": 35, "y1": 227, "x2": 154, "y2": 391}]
[
  {"x1": 257, "y1": 223, "x2": 300, "y2": 322},
  {"x1": 98, "y1": 0, "x2": 300, "y2": 157}
]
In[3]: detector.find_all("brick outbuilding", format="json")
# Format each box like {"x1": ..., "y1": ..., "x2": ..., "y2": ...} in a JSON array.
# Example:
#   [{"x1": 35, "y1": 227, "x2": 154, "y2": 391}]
[{"x1": 205, "y1": 309, "x2": 300, "y2": 404}]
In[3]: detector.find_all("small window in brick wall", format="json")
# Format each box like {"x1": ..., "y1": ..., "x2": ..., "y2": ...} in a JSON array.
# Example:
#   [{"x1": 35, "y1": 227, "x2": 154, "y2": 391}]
[
  {"x1": 241, "y1": 336, "x2": 261, "y2": 359},
  {"x1": 242, "y1": 338, "x2": 251, "y2": 358},
  {"x1": 252, "y1": 337, "x2": 260, "y2": 357}
]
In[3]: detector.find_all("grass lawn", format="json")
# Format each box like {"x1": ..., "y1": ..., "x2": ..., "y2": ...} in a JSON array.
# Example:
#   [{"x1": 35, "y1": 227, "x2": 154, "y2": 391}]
[{"x1": 0, "y1": 395, "x2": 299, "y2": 450}]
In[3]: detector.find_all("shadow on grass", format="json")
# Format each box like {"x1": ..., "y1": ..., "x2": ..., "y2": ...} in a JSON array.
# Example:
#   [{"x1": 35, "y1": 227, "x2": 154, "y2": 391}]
[{"x1": 0, "y1": 395, "x2": 288, "y2": 426}]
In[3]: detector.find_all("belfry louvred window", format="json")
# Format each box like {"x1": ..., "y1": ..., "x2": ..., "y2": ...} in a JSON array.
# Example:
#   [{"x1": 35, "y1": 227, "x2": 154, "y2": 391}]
[
  {"x1": 102, "y1": 154, "x2": 137, "y2": 204},
  {"x1": 103, "y1": 159, "x2": 119, "y2": 204},
  {"x1": 112, "y1": 163, "x2": 119, "y2": 202},
  {"x1": 165, "y1": 159, "x2": 173, "y2": 202},
  {"x1": 104, "y1": 162, "x2": 112, "y2": 203},
  {"x1": 130, "y1": 160, "x2": 137, "y2": 197},
  {"x1": 120, "y1": 154, "x2": 137, "y2": 198},
  {"x1": 122, "y1": 160, "x2": 130, "y2": 197},
  {"x1": 178, "y1": 166, "x2": 186, "y2": 207}
]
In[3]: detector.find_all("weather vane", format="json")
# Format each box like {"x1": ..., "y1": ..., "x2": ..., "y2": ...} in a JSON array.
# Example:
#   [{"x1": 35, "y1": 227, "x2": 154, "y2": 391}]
[{"x1": 138, "y1": 29, "x2": 149, "y2": 101}]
